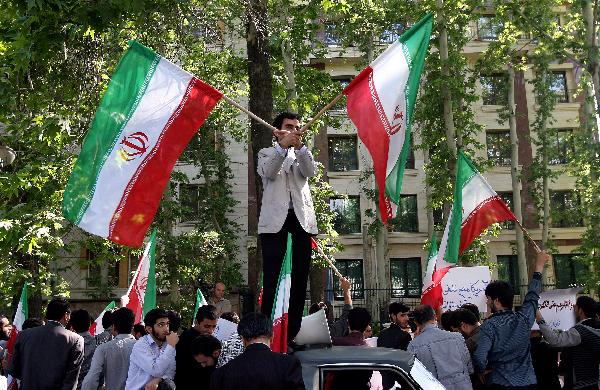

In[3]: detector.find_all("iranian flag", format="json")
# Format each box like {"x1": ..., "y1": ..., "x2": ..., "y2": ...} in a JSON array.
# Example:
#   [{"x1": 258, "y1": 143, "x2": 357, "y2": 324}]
[
  {"x1": 63, "y1": 40, "x2": 223, "y2": 248},
  {"x1": 343, "y1": 14, "x2": 433, "y2": 224},
  {"x1": 433, "y1": 151, "x2": 517, "y2": 285},
  {"x1": 89, "y1": 301, "x2": 116, "y2": 336},
  {"x1": 192, "y1": 288, "x2": 208, "y2": 324},
  {"x1": 421, "y1": 234, "x2": 442, "y2": 310},
  {"x1": 121, "y1": 229, "x2": 157, "y2": 323},
  {"x1": 6, "y1": 283, "x2": 28, "y2": 390},
  {"x1": 271, "y1": 233, "x2": 293, "y2": 353}
]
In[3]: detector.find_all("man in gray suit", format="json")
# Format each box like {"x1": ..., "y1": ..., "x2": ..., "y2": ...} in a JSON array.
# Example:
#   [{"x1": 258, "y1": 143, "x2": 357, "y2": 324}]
[
  {"x1": 10, "y1": 298, "x2": 84, "y2": 390},
  {"x1": 258, "y1": 112, "x2": 318, "y2": 345}
]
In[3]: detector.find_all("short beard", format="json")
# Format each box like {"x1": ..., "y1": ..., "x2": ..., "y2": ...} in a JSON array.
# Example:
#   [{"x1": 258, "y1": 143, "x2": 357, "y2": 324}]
[{"x1": 152, "y1": 329, "x2": 166, "y2": 342}]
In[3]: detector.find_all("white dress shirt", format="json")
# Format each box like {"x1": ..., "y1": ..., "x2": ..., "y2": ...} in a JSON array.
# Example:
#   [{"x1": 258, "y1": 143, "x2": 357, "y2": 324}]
[{"x1": 124, "y1": 334, "x2": 176, "y2": 390}]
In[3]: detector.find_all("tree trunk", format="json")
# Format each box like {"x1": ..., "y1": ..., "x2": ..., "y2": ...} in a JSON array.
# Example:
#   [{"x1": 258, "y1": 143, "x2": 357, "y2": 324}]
[
  {"x1": 309, "y1": 265, "x2": 325, "y2": 304},
  {"x1": 424, "y1": 147, "x2": 435, "y2": 236},
  {"x1": 508, "y1": 63, "x2": 529, "y2": 293},
  {"x1": 246, "y1": 0, "x2": 274, "y2": 306},
  {"x1": 281, "y1": 37, "x2": 297, "y2": 110},
  {"x1": 583, "y1": 0, "x2": 600, "y2": 133}
]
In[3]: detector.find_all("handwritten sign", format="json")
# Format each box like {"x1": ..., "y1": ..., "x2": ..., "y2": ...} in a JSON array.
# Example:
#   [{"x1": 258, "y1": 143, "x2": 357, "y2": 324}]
[
  {"x1": 532, "y1": 288, "x2": 580, "y2": 331},
  {"x1": 441, "y1": 266, "x2": 490, "y2": 313},
  {"x1": 213, "y1": 318, "x2": 238, "y2": 341}
]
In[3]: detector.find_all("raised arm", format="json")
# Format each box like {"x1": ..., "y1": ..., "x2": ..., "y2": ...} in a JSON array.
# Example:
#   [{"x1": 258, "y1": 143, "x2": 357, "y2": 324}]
[
  {"x1": 295, "y1": 147, "x2": 316, "y2": 178},
  {"x1": 521, "y1": 251, "x2": 551, "y2": 327}
]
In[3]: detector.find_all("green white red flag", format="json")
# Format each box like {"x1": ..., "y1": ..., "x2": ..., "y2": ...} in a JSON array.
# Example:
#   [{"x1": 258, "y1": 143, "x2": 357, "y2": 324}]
[
  {"x1": 271, "y1": 233, "x2": 293, "y2": 353},
  {"x1": 89, "y1": 301, "x2": 116, "y2": 336},
  {"x1": 7, "y1": 283, "x2": 28, "y2": 390},
  {"x1": 421, "y1": 234, "x2": 442, "y2": 309},
  {"x1": 343, "y1": 14, "x2": 433, "y2": 224},
  {"x1": 192, "y1": 288, "x2": 208, "y2": 324},
  {"x1": 121, "y1": 229, "x2": 157, "y2": 323},
  {"x1": 433, "y1": 151, "x2": 517, "y2": 286},
  {"x1": 63, "y1": 40, "x2": 223, "y2": 248}
]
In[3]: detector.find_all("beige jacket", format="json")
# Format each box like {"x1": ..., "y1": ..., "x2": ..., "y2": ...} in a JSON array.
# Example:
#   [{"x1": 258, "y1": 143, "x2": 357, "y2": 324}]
[{"x1": 257, "y1": 145, "x2": 318, "y2": 234}]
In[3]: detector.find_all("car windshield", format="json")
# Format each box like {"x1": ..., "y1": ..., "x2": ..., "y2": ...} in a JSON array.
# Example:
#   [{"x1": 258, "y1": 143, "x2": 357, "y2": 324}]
[{"x1": 409, "y1": 358, "x2": 445, "y2": 389}]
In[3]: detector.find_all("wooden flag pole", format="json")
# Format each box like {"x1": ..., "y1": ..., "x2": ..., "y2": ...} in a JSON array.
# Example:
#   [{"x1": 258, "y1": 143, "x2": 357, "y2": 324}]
[
  {"x1": 312, "y1": 240, "x2": 344, "y2": 280},
  {"x1": 515, "y1": 219, "x2": 542, "y2": 253},
  {"x1": 299, "y1": 93, "x2": 345, "y2": 133},
  {"x1": 221, "y1": 94, "x2": 279, "y2": 133}
]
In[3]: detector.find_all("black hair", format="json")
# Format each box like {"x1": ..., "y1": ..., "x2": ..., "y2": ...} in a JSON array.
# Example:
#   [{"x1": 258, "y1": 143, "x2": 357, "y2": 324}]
[
  {"x1": 102, "y1": 309, "x2": 115, "y2": 329},
  {"x1": 347, "y1": 307, "x2": 371, "y2": 333},
  {"x1": 70, "y1": 309, "x2": 92, "y2": 333},
  {"x1": 439, "y1": 310, "x2": 454, "y2": 331},
  {"x1": 388, "y1": 302, "x2": 410, "y2": 316},
  {"x1": 485, "y1": 281, "x2": 514, "y2": 310},
  {"x1": 46, "y1": 298, "x2": 71, "y2": 321},
  {"x1": 576, "y1": 296, "x2": 598, "y2": 319},
  {"x1": 195, "y1": 305, "x2": 218, "y2": 323},
  {"x1": 144, "y1": 308, "x2": 169, "y2": 328},
  {"x1": 308, "y1": 302, "x2": 327, "y2": 315},
  {"x1": 191, "y1": 335, "x2": 222, "y2": 357},
  {"x1": 413, "y1": 305, "x2": 435, "y2": 325},
  {"x1": 460, "y1": 303, "x2": 481, "y2": 321},
  {"x1": 238, "y1": 312, "x2": 272, "y2": 340},
  {"x1": 22, "y1": 318, "x2": 43, "y2": 330},
  {"x1": 112, "y1": 308, "x2": 135, "y2": 334},
  {"x1": 272, "y1": 112, "x2": 300, "y2": 130},
  {"x1": 449, "y1": 308, "x2": 479, "y2": 329},
  {"x1": 167, "y1": 310, "x2": 182, "y2": 333},
  {"x1": 133, "y1": 323, "x2": 147, "y2": 336},
  {"x1": 220, "y1": 312, "x2": 240, "y2": 324}
]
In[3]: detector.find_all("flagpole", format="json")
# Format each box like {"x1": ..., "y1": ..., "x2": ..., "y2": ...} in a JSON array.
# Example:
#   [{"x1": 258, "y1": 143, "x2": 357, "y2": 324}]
[
  {"x1": 312, "y1": 240, "x2": 344, "y2": 280},
  {"x1": 221, "y1": 94, "x2": 279, "y2": 133},
  {"x1": 515, "y1": 219, "x2": 542, "y2": 253},
  {"x1": 299, "y1": 92, "x2": 345, "y2": 133}
]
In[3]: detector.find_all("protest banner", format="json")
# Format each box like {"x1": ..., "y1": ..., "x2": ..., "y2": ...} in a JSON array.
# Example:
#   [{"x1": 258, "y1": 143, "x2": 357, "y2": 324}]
[
  {"x1": 213, "y1": 318, "x2": 238, "y2": 341},
  {"x1": 532, "y1": 288, "x2": 579, "y2": 331},
  {"x1": 441, "y1": 266, "x2": 490, "y2": 313}
]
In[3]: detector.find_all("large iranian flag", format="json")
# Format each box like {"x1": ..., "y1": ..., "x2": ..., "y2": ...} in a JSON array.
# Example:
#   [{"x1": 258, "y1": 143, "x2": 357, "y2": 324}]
[
  {"x1": 63, "y1": 40, "x2": 223, "y2": 248},
  {"x1": 271, "y1": 233, "x2": 293, "y2": 353},
  {"x1": 421, "y1": 234, "x2": 442, "y2": 310},
  {"x1": 433, "y1": 151, "x2": 517, "y2": 285},
  {"x1": 121, "y1": 229, "x2": 157, "y2": 323},
  {"x1": 6, "y1": 283, "x2": 28, "y2": 390},
  {"x1": 343, "y1": 14, "x2": 432, "y2": 224},
  {"x1": 89, "y1": 301, "x2": 116, "y2": 336}
]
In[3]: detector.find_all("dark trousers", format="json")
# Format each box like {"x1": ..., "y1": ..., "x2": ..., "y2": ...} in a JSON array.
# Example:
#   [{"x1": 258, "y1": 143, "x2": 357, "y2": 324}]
[
  {"x1": 487, "y1": 385, "x2": 537, "y2": 390},
  {"x1": 260, "y1": 210, "x2": 312, "y2": 343}
]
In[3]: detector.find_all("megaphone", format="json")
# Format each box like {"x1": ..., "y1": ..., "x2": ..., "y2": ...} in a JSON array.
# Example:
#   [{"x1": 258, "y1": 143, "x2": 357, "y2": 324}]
[{"x1": 294, "y1": 309, "x2": 332, "y2": 346}]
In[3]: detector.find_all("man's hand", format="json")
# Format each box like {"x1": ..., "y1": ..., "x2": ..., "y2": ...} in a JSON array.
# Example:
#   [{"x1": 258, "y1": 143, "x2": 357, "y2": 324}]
[
  {"x1": 276, "y1": 132, "x2": 301, "y2": 149},
  {"x1": 144, "y1": 378, "x2": 161, "y2": 390},
  {"x1": 534, "y1": 251, "x2": 551, "y2": 273},
  {"x1": 535, "y1": 310, "x2": 543, "y2": 322},
  {"x1": 340, "y1": 277, "x2": 351, "y2": 292},
  {"x1": 166, "y1": 331, "x2": 179, "y2": 347}
]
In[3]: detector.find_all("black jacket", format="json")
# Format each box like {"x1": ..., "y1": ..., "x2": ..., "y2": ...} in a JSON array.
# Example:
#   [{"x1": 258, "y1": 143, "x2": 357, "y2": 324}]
[
  {"x1": 377, "y1": 323, "x2": 411, "y2": 350},
  {"x1": 209, "y1": 343, "x2": 305, "y2": 390}
]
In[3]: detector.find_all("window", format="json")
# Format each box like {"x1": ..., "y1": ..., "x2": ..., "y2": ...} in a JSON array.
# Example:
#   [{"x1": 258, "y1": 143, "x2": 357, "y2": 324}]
[
  {"x1": 380, "y1": 23, "x2": 405, "y2": 44},
  {"x1": 549, "y1": 71, "x2": 569, "y2": 103},
  {"x1": 85, "y1": 249, "x2": 120, "y2": 289},
  {"x1": 548, "y1": 129, "x2": 573, "y2": 165},
  {"x1": 486, "y1": 131, "x2": 511, "y2": 166},
  {"x1": 433, "y1": 208, "x2": 445, "y2": 229},
  {"x1": 321, "y1": 367, "x2": 416, "y2": 390},
  {"x1": 480, "y1": 74, "x2": 507, "y2": 105},
  {"x1": 330, "y1": 196, "x2": 361, "y2": 234},
  {"x1": 550, "y1": 190, "x2": 583, "y2": 227},
  {"x1": 389, "y1": 195, "x2": 418, "y2": 232},
  {"x1": 477, "y1": 16, "x2": 502, "y2": 40},
  {"x1": 497, "y1": 255, "x2": 520, "y2": 289},
  {"x1": 497, "y1": 192, "x2": 515, "y2": 229},
  {"x1": 328, "y1": 136, "x2": 358, "y2": 171},
  {"x1": 179, "y1": 183, "x2": 206, "y2": 222},
  {"x1": 323, "y1": 23, "x2": 341, "y2": 46},
  {"x1": 553, "y1": 254, "x2": 587, "y2": 288},
  {"x1": 334, "y1": 260, "x2": 364, "y2": 299},
  {"x1": 405, "y1": 139, "x2": 415, "y2": 169},
  {"x1": 332, "y1": 77, "x2": 352, "y2": 111},
  {"x1": 391, "y1": 258, "x2": 422, "y2": 297}
]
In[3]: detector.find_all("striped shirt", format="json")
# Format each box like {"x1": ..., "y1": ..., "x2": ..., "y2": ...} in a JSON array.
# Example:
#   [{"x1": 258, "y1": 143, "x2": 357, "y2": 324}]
[{"x1": 473, "y1": 272, "x2": 542, "y2": 387}]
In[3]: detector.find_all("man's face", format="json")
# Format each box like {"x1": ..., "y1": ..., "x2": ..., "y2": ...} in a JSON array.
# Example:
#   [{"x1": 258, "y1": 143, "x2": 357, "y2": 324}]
[
  {"x1": 194, "y1": 350, "x2": 220, "y2": 368},
  {"x1": 276, "y1": 118, "x2": 301, "y2": 141},
  {"x1": 392, "y1": 312, "x2": 409, "y2": 328},
  {"x1": 197, "y1": 319, "x2": 218, "y2": 336},
  {"x1": 147, "y1": 317, "x2": 170, "y2": 341},
  {"x1": 214, "y1": 283, "x2": 225, "y2": 300},
  {"x1": 486, "y1": 296, "x2": 499, "y2": 313},
  {"x1": 0, "y1": 318, "x2": 11, "y2": 339}
]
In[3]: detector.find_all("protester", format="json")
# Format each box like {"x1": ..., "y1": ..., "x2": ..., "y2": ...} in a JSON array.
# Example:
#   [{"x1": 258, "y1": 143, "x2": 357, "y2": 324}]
[
  {"x1": 363, "y1": 324, "x2": 373, "y2": 339},
  {"x1": 209, "y1": 282, "x2": 232, "y2": 317},
  {"x1": 125, "y1": 308, "x2": 177, "y2": 390},
  {"x1": 460, "y1": 303, "x2": 481, "y2": 322},
  {"x1": 95, "y1": 308, "x2": 115, "y2": 345},
  {"x1": 258, "y1": 112, "x2": 317, "y2": 346},
  {"x1": 216, "y1": 332, "x2": 244, "y2": 368},
  {"x1": 332, "y1": 307, "x2": 371, "y2": 346},
  {"x1": 9, "y1": 298, "x2": 84, "y2": 389},
  {"x1": 308, "y1": 277, "x2": 353, "y2": 338},
  {"x1": 167, "y1": 310, "x2": 182, "y2": 333},
  {"x1": 175, "y1": 304, "x2": 218, "y2": 389},
  {"x1": 473, "y1": 250, "x2": 550, "y2": 389},
  {"x1": 81, "y1": 307, "x2": 136, "y2": 390},
  {"x1": 133, "y1": 323, "x2": 146, "y2": 340},
  {"x1": 189, "y1": 335, "x2": 222, "y2": 388},
  {"x1": 21, "y1": 318, "x2": 43, "y2": 329},
  {"x1": 440, "y1": 310, "x2": 455, "y2": 331},
  {"x1": 0, "y1": 316, "x2": 11, "y2": 342},
  {"x1": 407, "y1": 304, "x2": 473, "y2": 390},
  {"x1": 70, "y1": 309, "x2": 96, "y2": 390},
  {"x1": 210, "y1": 312, "x2": 305, "y2": 390},
  {"x1": 536, "y1": 295, "x2": 600, "y2": 390},
  {"x1": 377, "y1": 302, "x2": 411, "y2": 350},
  {"x1": 449, "y1": 308, "x2": 481, "y2": 354},
  {"x1": 529, "y1": 330, "x2": 561, "y2": 390}
]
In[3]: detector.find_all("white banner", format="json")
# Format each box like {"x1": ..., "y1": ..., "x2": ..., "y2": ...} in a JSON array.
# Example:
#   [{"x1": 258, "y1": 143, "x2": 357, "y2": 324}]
[
  {"x1": 213, "y1": 318, "x2": 238, "y2": 342},
  {"x1": 532, "y1": 288, "x2": 580, "y2": 331},
  {"x1": 441, "y1": 266, "x2": 491, "y2": 313}
]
